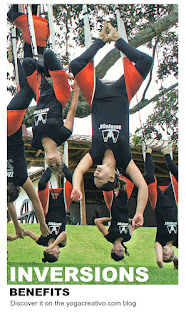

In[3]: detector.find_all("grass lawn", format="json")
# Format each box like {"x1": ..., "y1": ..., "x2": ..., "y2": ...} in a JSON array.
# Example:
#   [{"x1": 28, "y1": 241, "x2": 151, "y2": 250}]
[{"x1": 7, "y1": 222, "x2": 178, "y2": 285}]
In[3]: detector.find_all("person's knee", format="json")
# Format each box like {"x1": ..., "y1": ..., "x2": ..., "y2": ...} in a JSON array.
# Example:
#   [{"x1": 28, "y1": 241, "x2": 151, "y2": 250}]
[
  {"x1": 22, "y1": 58, "x2": 37, "y2": 76},
  {"x1": 44, "y1": 49, "x2": 55, "y2": 65},
  {"x1": 70, "y1": 59, "x2": 79, "y2": 76}
]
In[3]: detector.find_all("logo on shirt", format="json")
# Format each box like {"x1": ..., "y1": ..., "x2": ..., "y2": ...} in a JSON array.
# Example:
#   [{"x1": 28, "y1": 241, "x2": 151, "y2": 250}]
[
  {"x1": 99, "y1": 124, "x2": 122, "y2": 143},
  {"x1": 34, "y1": 108, "x2": 49, "y2": 126},
  {"x1": 164, "y1": 221, "x2": 177, "y2": 234},
  {"x1": 117, "y1": 222, "x2": 129, "y2": 234},
  {"x1": 7, "y1": 159, "x2": 14, "y2": 178},
  {"x1": 48, "y1": 222, "x2": 62, "y2": 235}
]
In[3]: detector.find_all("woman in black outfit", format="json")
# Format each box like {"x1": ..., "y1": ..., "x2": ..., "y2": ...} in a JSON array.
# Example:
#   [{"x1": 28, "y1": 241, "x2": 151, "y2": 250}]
[
  {"x1": 144, "y1": 147, "x2": 178, "y2": 269},
  {"x1": 24, "y1": 165, "x2": 73, "y2": 263},
  {"x1": 70, "y1": 22, "x2": 153, "y2": 229}
]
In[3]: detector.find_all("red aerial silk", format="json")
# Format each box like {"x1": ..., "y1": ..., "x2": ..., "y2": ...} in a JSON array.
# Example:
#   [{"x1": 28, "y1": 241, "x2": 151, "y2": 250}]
[
  {"x1": 123, "y1": 57, "x2": 144, "y2": 103},
  {"x1": 27, "y1": 70, "x2": 41, "y2": 103},
  {"x1": 7, "y1": 109, "x2": 27, "y2": 137},
  {"x1": 49, "y1": 69, "x2": 71, "y2": 108},
  {"x1": 75, "y1": 61, "x2": 95, "y2": 107},
  {"x1": 14, "y1": 15, "x2": 50, "y2": 47}
]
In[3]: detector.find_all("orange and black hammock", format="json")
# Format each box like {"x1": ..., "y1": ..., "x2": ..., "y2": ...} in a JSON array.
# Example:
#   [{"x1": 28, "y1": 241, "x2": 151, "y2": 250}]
[
  {"x1": 14, "y1": 14, "x2": 50, "y2": 47},
  {"x1": 38, "y1": 180, "x2": 73, "y2": 217},
  {"x1": 7, "y1": 109, "x2": 27, "y2": 137},
  {"x1": 75, "y1": 57, "x2": 144, "y2": 108}
]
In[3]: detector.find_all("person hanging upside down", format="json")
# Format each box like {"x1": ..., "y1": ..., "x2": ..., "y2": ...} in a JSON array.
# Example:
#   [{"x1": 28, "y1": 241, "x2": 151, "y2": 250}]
[
  {"x1": 144, "y1": 147, "x2": 178, "y2": 269},
  {"x1": 24, "y1": 166, "x2": 73, "y2": 263},
  {"x1": 7, "y1": 57, "x2": 49, "y2": 238},
  {"x1": 7, "y1": 4, "x2": 50, "y2": 58},
  {"x1": 22, "y1": 49, "x2": 79, "y2": 173},
  {"x1": 70, "y1": 22, "x2": 153, "y2": 228},
  {"x1": 95, "y1": 174, "x2": 135, "y2": 261}
]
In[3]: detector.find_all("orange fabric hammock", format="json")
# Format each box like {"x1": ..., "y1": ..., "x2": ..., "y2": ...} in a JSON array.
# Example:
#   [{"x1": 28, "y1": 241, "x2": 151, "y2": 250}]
[
  {"x1": 7, "y1": 109, "x2": 27, "y2": 137},
  {"x1": 123, "y1": 57, "x2": 144, "y2": 103},
  {"x1": 14, "y1": 14, "x2": 50, "y2": 47},
  {"x1": 75, "y1": 61, "x2": 95, "y2": 107}
]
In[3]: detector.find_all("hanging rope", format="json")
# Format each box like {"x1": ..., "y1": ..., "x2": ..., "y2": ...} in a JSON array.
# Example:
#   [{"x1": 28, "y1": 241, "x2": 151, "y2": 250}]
[
  {"x1": 11, "y1": 27, "x2": 20, "y2": 92},
  {"x1": 26, "y1": 4, "x2": 38, "y2": 58},
  {"x1": 47, "y1": 4, "x2": 56, "y2": 54}
]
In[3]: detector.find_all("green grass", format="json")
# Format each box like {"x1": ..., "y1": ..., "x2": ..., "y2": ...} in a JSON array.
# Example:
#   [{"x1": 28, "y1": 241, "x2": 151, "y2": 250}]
[{"x1": 7, "y1": 223, "x2": 178, "y2": 285}]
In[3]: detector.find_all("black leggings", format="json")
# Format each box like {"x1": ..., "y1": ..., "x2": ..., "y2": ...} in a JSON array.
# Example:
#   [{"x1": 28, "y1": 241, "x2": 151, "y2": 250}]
[
  {"x1": 144, "y1": 152, "x2": 178, "y2": 185},
  {"x1": 7, "y1": 59, "x2": 34, "y2": 111},
  {"x1": 22, "y1": 49, "x2": 63, "y2": 78}
]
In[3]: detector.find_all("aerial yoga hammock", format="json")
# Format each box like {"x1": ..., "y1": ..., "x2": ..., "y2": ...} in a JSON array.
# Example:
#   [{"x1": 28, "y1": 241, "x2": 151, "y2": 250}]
[
  {"x1": 7, "y1": 4, "x2": 50, "y2": 58},
  {"x1": 70, "y1": 5, "x2": 153, "y2": 229}
]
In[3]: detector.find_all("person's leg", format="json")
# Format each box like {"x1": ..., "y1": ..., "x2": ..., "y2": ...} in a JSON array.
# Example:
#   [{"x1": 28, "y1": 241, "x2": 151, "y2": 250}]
[
  {"x1": 23, "y1": 42, "x2": 33, "y2": 58},
  {"x1": 144, "y1": 148, "x2": 156, "y2": 185},
  {"x1": 43, "y1": 49, "x2": 63, "y2": 72},
  {"x1": 7, "y1": 5, "x2": 23, "y2": 23},
  {"x1": 161, "y1": 147, "x2": 178, "y2": 181},
  {"x1": 70, "y1": 38, "x2": 105, "y2": 77},
  {"x1": 8, "y1": 59, "x2": 34, "y2": 111},
  {"x1": 22, "y1": 57, "x2": 37, "y2": 77},
  {"x1": 63, "y1": 80, "x2": 79, "y2": 131}
]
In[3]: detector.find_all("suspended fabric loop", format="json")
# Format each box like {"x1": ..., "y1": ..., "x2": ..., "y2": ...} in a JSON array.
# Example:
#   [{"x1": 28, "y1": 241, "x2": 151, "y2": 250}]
[
  {"x1": 115, "y1": 5, "x2": 146, "y2": 150},
  {"x1": 74, "y1": 5, "x2": 96, "y2": 107},
  {"x1": 11, "y1": 27, "x2": 20, "y2": 92},
  {"x1": 47, "y1": 4, "x2": 56, "y2": 54},
  {"x1": 26, "y1": 5, "x2": 38, "y2": 58}
]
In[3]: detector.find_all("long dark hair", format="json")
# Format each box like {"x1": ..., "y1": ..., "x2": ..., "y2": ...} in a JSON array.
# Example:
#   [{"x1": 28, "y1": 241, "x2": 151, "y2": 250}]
[
  {"x1": 111, "y1": 244, "x2": 129, "y2": 261},
  {"x1": 7, "y1": 182, "x2": 20, "y2": 202},
  {"x1": 98, "y1": 170, "x2": 126, "y2": 191},
  {"x1": 42, "y1": 251, "x2": 58, "y2": 263}
]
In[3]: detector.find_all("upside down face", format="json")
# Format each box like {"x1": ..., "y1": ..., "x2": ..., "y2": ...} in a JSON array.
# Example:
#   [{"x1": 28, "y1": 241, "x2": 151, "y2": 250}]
[{"x1": 94, "y1": 165, "x2": 115, "y2": 188}]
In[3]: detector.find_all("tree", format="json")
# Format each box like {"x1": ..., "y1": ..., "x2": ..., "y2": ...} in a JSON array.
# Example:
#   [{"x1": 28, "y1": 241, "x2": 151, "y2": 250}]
[{"x1": 134, "y1": 88, "x2": 178, "y2": 147}]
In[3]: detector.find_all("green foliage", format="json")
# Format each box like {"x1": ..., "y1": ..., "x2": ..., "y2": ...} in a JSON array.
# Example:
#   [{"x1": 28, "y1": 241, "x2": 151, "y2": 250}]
[{"x1": 135, "y1": 88, "x2": 178, "y2": 145}]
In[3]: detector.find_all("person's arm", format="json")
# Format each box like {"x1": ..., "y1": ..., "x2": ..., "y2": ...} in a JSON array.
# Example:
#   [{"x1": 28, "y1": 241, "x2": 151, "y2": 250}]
[
  {"x1": 126, "y1": 160, "x2": 148, "y2": 229},
  {"x1": 62, "y1": 163, "x2": 73, "y2": 185},
  {"x1": 22, "y1": 177, "x2": 49, "y2": 237},
  {"x1": 38, "y1": 167, "x2": 52, "y2": 191},
  {"x1": 94, "y1": 217, "x2": 110, "y2": 236},
  {"x1": 71, "y1": 153, "x2": 93, "y2": 202},
  {"x1": 161, "y1": 148, "x2": 178, "y2": 182},
  {"x1": 64, "y1": 80, "x2": 80, "y2": 132},
  {"x1": 44, "y1": 231, "x2": 67, "y2": 253},
  {"x1": 7, "y1": 234, "x2": 19, "y2": 241},
  {"x1": 7, "y1": 202, "x2": 24, "y2": 238},
  {"x1": 155, "y1": 242, "x2": 164, "y2": 268},
  {"x1": 24, "y1": 230, "x2": 40, "y2": 242}
]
